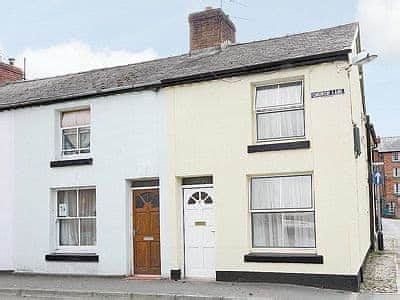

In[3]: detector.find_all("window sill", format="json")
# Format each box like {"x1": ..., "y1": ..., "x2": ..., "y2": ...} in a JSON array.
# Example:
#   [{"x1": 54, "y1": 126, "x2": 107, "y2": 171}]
[
  {"x1": 247, "y1": 140, "x2": 310, "y2": 153},
  {"x1": 45, "y1": 253, "x2": 98, "y2": 262},
  {"x1": 244, "y1": 252, "x2": 323, "y2": 264},
  {"x1": 50, "y1": 158, "x2": 93, "y2": 168}
]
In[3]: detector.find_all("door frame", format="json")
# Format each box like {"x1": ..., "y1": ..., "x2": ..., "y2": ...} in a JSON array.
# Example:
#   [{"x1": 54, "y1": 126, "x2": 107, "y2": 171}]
[
  {"x1": 181, "y1": 184, "x2": 214, "y2": 279},
  {"x1": 131, "y1": 185, "x2": 160, "y2": 276}
]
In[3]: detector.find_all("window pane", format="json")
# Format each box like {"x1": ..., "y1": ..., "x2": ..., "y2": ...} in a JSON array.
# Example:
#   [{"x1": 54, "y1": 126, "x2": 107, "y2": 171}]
[
  {"x1": 61, "y1": 109, "x2": 90, "y2": 127},
  {"x1": 79, "y1": 189, "x2": 96, "y2": 217},
  {"x1": 257, "y1": 110, "x2": 304, "y2": 140},
  {"x1": 59, "y1": 219, "x2": 79, "y2": 246},
  {"x1": 256, "y1": 82, "x2": 302, "y2": 109},
  {"x1": 251, "y1": 176, "x2": 312, "y2": 210},
  {"x1": 62, "y1": 128, "x2": 78, "y2": 154},
  {"x1": 57, "y1": 190, "x2": 77, "y2": 217},
  {"x1": 80, "y1": 219, "x2": 96, "y2": 246},
  {"x1": 252, "y1": 212, "x2": 315, "y2": 248},
  {"x1": 79, "y1": 127, "x2": 90, "y2": 152},
  {"x1": 394, "y1": 153, "x2": 400, "y2": 162}
]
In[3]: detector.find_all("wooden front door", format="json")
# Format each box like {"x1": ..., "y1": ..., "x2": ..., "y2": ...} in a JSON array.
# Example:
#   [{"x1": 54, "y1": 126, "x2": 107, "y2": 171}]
[{"x1": 133, "y1": 189, "x2": 161, "y2": 275}]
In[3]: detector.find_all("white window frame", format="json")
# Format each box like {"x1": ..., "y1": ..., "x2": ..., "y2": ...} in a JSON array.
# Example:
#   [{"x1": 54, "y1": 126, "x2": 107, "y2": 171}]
[
  {"x1": 60, "y1": 109, "x2": 91, "y2": 157},
  {"x1": 393, "y1": 152, "x2": 400, "y2": 162},
  {"x1": 393, "y1": 168, "x2": 400, "y2": 178},
  {"x1": 387, "y1": 202, "x2": 396, "y2": 214},
  {"x1": 254, "y1": 80, "x2": 305, "y2": 143},
  {"x1": 249, "y1": 174, "x2": 316, "y2": 252},
  {"x1": 394, "y1": 183, "x2": 400, "y2": 196},
  {"x1": 55, "y1": 187, "x2": 96, "y2": 252}
]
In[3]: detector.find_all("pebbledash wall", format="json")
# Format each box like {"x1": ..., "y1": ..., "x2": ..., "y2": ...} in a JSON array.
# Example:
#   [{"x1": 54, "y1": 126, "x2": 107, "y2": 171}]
[
  {"x1": 165, "y1": 58, "x2": 371, "y2": 282},
  {"x1": 0, "y1": 90, "x2": 170, "y2": 276}
]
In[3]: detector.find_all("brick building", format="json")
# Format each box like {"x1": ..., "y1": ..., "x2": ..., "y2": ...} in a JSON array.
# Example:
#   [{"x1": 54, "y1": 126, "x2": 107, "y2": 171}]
[{"x1": 375, "y1": 136, "x2": 400, "y2": 217}]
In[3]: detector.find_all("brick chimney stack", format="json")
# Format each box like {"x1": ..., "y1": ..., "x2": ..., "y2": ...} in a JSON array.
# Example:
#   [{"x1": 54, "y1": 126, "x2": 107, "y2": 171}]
[
  {"x1": 0, "y1": 57, "x2": 23, "y2": 84},
  {"x1": 189, "y1": 7, "x2": 236, "y2": 52}
]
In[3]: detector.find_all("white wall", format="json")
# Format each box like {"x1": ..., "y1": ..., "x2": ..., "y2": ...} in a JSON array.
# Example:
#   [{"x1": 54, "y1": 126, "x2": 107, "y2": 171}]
[
  {"x1": 0, "y1": 110, "x2": 15, "y2": 270},
  {"x1": 10, "y1": 90, "x2": 169, "y2": 275}
]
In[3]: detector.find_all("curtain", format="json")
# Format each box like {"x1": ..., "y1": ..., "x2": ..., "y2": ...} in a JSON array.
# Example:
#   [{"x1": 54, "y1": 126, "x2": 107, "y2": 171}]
[
  {"x1": 80, "y1": 219, "x2": 96, "y2": 246},
  {"x1": 251, "y1": 176, "x2": 311, "y2": 210},
  {"x1": 251, "y1": 177, "x2": 280, "y2": 209},
  {"x1": 256, "y1": 85, "x2": 280, "y2": 108},
  {"x1": 279, "y1": 82, "x2": 302, "y2": 106},
  {"x1": 257, "y1": 110, "x2": 304, "y2": 140},
  {"x1": 61, "y1": 109, "x2": 90, "y2": 127},
  {"x1": 79, "y1": 189, "x2": 96, "y2": 217},
  {"x1": 79, "y1": 127, "x2": 90, "y2": 149},
  {"x1": 59, "y1": 219, "x2": 79, "y2": 246},
  {"x1": 62, "y1": 129, "x2": 78, "y2": 151},
  {"x1": 256, "y1": 82, "x2": 302, "y2": 109},
  {"x1": 252, "y1": 213, "x2": 315, "y2": 247},
  {"x1": 57, "y1": 190, "x2": 77, "y2": 217}
]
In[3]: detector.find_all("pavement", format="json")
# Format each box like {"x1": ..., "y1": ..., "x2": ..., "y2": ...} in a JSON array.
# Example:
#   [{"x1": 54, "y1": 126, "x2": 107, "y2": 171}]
[
  {"x1": 382, "y1": 217, "x2": 400, "y2": 293},
  {"x1": 1, "y1": 219, "x2": 400, "y2": 299},
  {"x1": 1, "y1": 272, "x2": 400, "y2": 300}
]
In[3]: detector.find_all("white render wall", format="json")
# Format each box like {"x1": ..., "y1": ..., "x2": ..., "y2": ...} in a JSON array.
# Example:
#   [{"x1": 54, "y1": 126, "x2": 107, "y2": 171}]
[
  {"x1": 0, "y1": 111, "x2": 15, "y2": 270},
  {"x1": 166, "y1": 60, "x2": 372, "y2": 276},
  {"x1": 8, "y1": 90, "x2": 169, "y2": 275}
]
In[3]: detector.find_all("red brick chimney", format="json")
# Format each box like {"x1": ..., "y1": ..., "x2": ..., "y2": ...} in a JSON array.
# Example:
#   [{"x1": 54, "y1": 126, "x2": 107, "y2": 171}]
[
  {"x1": 189, "y1": 7, "x2": 236, "y2": 52},
  {"x1": 0, "y1": 58, "x2": 23, "y2": 84}
]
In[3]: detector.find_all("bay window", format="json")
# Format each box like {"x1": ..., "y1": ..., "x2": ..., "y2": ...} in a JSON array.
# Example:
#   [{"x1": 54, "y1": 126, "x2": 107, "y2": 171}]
[
  {"x1": 250, "y1": 175, "x2": 315, "y2": 248},
  {"x1": 56, "y1": 189, "x2": 96, "y2": 247},
  {"x1": 61, "y1": 109, "x2": 90, "y2": 155},
  {"x1": 255, "y1": 81, "x2": 304, "y2": 141}
]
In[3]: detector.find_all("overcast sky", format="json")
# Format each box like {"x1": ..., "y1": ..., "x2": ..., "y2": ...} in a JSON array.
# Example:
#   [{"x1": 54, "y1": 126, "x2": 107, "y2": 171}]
[{"x1": 1, "y1": 0, "x2": 399, "y2": 136}]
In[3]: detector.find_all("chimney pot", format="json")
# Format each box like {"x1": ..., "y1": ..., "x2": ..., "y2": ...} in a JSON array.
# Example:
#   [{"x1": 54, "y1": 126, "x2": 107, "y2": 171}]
[{"x1": 188, "y1": 8, "x2": 236, "y2": 52}]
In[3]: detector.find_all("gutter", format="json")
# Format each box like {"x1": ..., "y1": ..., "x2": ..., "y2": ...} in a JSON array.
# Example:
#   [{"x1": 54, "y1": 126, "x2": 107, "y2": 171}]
[
  {"x1": 0, "y1": 49, "x2": 351, "y2": 112},
  {"x1": 365, "y1": 115, "x2": 378, "y2": 250}
]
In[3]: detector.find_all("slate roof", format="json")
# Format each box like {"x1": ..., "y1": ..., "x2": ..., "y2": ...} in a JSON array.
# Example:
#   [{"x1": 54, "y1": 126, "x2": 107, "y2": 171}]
[
  {"x1": 0, "y1": 22, "x2": 358, "y2": 110},
  {"x1": 377, "y1": 137, "x2": 400, "y2": 152}
]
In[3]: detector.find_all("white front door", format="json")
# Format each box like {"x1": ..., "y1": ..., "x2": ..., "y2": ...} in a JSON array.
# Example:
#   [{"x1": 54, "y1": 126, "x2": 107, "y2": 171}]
[{"x1": 183, "y1": 187, "x2": 216, "y2": 278}]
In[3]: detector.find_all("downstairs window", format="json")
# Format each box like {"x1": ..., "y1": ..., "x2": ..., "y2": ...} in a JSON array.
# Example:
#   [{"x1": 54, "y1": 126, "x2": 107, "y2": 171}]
[{"x1": 250, "y1": 175, "x2": 315, "y2": 248}]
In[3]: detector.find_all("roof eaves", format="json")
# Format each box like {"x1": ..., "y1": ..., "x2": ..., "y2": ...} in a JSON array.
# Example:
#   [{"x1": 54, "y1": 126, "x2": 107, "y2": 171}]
[{"x1": 0, "y1": 49, "x2": 352, "y2": 112}]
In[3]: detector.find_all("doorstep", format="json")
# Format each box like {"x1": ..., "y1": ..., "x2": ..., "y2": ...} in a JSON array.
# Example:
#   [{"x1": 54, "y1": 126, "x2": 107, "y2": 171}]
[{"x1": 126, "y1": 274, "x2": 162, "y2": 280}]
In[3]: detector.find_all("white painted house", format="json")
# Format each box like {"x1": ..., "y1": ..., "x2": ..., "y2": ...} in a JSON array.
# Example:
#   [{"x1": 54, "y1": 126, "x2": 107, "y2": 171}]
[{"x1": 0, "y1": 8, "x2": 378, "y2": 292}]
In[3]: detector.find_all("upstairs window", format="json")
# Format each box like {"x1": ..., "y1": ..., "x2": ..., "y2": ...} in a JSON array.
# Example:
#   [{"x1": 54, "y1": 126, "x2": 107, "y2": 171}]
[
  {"x1": 255, "y1": 81, "x2": 304, "y2": 141},
  {"x1": 61, "y1": 109, "x2": 90, "y2": 156},
  {"x1": 393, "y1": 152, "x2": 400, "y2": 162},
  {"x1": 394, "y1": 184, "x2": 400, "y2": 196},
  {"x1": 394, "y1": 168, "x2": 400, "y2": 178}
]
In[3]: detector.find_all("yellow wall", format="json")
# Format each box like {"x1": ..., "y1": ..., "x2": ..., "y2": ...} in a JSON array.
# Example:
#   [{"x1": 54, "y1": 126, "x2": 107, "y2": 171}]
[{"x1": 165, "y1": 59, "x2": 371, "y2": 276}]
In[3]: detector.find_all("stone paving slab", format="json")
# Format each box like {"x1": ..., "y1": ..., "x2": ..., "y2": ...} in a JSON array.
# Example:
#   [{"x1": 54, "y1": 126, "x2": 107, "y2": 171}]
[{"x1": 361, "y1": 251, "x2": 397, "y2": 294}]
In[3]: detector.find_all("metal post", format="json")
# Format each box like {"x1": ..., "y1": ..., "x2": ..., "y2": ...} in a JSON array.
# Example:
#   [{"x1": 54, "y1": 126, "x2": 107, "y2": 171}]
[{"x1": 376, "y1": 174, "x2": 384, "y2": 250}]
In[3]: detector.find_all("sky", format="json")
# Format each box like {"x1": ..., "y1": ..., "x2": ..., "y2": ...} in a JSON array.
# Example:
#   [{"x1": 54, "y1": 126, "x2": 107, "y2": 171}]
[{"x1": 0, "y1": 0, "x2": 399, "y2": 136}]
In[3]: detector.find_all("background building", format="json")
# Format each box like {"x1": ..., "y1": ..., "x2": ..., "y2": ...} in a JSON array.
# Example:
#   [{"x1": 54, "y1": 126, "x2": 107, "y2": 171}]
[{"x1": 375, "y1": 136, "x2": 400, "y2": 217}]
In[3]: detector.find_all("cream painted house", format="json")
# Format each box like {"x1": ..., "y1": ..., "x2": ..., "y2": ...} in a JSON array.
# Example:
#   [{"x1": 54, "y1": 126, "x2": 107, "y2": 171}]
[{"x1": 0, "y1": 8, "x2": 377, "y2": 292}]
